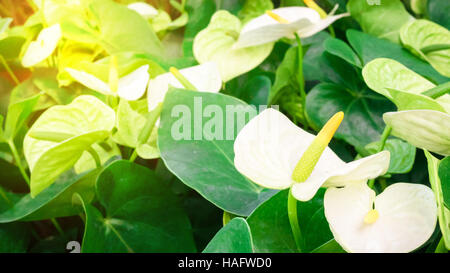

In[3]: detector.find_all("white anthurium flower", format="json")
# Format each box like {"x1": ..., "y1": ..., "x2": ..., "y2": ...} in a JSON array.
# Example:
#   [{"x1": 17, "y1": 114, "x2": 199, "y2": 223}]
[
  {"x1": 66, "y1": 65, "x2": 150, "y2": 101},
  {"x1": 233, "y1": 5, "x2": 349, "y2": 49},
  {"x1": 22, "y1": 24, "x2": 62, "y2": 67},
  {"x1": 324, "y1": 182, "x2": 437, "y2": 253},
  {"x1": 147, "y1": 62, "x2": 222, "y2": 111},
  {"x1": 127, "y1": 2, "x2": 158, "y2": 19},
  {"x1": 233, "y1": 109, "x2": 390, "y2": 201},
  {"x1": 383, "y1": 109, "x2": 450, "y2": 156}
]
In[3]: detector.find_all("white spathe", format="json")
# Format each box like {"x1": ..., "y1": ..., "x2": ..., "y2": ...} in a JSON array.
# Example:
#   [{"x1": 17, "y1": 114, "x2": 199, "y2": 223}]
[
  {"x1": 147, "y1": 62, "x2": 222, "y2": 111},
  {"x1": 324, "y1": 183, "x2": 437, "y2": 253},
  {"x1": 127, "y1": 2, "x2": 158, "y2": 19},
  {"x1": 234, "y1": 6, "x2": 349, "y2": 49},
  {"x1": 66, "y1": 65, "x2": 150, "y2": 101},
  {"x1": 233, "y1": 109, "x2": 390, "y2": 201},
  {"x1": 22, "y1": 24, "x2": 62, "y2": 67}
]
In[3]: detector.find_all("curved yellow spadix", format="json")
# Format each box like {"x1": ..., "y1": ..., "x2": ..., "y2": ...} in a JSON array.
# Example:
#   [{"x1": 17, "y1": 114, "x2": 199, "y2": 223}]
[
  {"x1": 291, "y1": 111, "x2": 344, "y2": 183},
  {"x1": 265, "y1": 10, "x2": 289, "y2": 24},
  {"x1": 303, "y1": 0, "x2": 327, "y2": 18}
]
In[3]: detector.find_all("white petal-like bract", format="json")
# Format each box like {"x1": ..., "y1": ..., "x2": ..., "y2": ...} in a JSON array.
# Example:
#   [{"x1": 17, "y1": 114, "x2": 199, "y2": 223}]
[
  {"x1": 22, "y1": 24, "x2": 62, "y2": 67},
  {"x1": 128, "y1": 2, "x2": 158, "y2": 19},
  {"x1": 147, "y1": 62, "x2": 222, "y2": 111},
  {"x1": 325, "y1": 183, "x2": 437, "y2": 253},
  {"x1": 234, "y1": 109, "x2": 390, "y2": 201}
]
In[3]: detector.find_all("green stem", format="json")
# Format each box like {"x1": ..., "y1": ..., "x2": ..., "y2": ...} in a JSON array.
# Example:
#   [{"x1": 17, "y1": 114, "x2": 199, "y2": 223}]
[
  {"x1": 129, "y1": 149, "x2": 138, "y2": 163},
  {"x1": 328, "y1": 25, "x2": 336, "y2": 38},
  {"x1": 288, "y1": 188, "x2": 303, "y2": 252},
  {"x1": 294, "y1": 33, "x2": 308, "y2": 130},
  {"x1": 422, "y1": 81, "x2": 450, "y2": 99},
  {"x1": 50, "y1": 218, "x2": 64, "y2": 236},
  {"x1": 368, "y1": 126, "x2": 392, "y2": 189},
  {"x1": 435, "y1": 237, "x2": 448, "y2": 253},
  {"x1": 421, "y1": 44, "x2": 450, "y2": 54},
  {"x1": 8, "y1": 140, "x2": 30, "y2": 185},
  {"x1": 87, "y1": 147, "x2": 101, "y2": 169},
  {"x1": 0, "y1": 55, "x2": 19, "y2": 85}
]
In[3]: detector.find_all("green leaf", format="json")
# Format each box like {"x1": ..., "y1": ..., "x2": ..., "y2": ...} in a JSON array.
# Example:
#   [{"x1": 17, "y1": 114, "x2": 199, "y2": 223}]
[
  {"x1": 0, "y1": 36, "x2": 26, "y2": 60},
  {"x1": 238, "y1": 0, "x2": 273, "y2": 25},
  {"x1": 0, "y1": 188, "x2": 30, "y2": 253},
  {"x1": 183, "y1": 0, "x2": 216, "y2": 61},
  {"x1": 0, "y1": 18, "x2": 12, "y2": 35},
  {"x1": 384, "y1": 110, "x2": 450, "y2": 156},
  {"x1": 400, "y1": 19, "x2": 450, "y2": 78},
  {"x1": 0, "y1": 169, "x2": 95, "y2": 223},
  {"x1": 439, "y1": 157, "x2": 450, "y2": 210},
  {"x1": 324, "y1": 38, "x2": 362, "y2": 68},
  {"x1": 79, "y1": 160, "x2": 196, "y2": 253},
  {"x1": 158, "y1": 89, "x2": 277, "y2": 216},
  {"x1": 88, "y1": 0, "x2": 164, "y2": 56},
  {"x1": 24, "y1": 95, "x2": 115, "y2": 197},
  {"x1": 365, "y1": 139, "x2": 416, "y2": 174},
  {"x1": 269, "y1": 46, "x2": 300, "y2": 105},
  {"x1": 362, "y1": 58, "x2": 450, "y2": 112},
  {"x1": 427, "y1": 0, "x2": 450, "y2": 29},
  {"x1": 233, "y1": 75, "x2": 271, "y2": 107},
  {"x1": 347, "y1": 29, "x2": 449, "y2": 84},
  {"x1": 347, "y1": 0, "x2": 413, "y2": 43},
  {"x1": 424, "y1": 151, "x2": 450, "y2": 249},
  {"x1": 3, "y1": 94, "x2": 40, "y2": 141},
  {"x1": 193, "y1": 10, "x2": 273, "y2": 82},
  {"x1": 247, "y1": 189, "x2": 335, "y2": 253},
  {"x1": 112, "y1": 99, "x2": 159, "y2": 159},
  {"x1": 306, "y1": 82, "x2": 395, "y2": 150},
  {"x1": 203, "y1": 217, "x2": 253, "y2": 253}
]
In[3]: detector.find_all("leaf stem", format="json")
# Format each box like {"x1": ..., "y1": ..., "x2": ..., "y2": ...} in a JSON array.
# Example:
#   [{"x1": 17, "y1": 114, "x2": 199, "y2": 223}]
[
  {"x1": 50, "y1": 218, "x2": 64, "y2": 236},
  {"x1": 294, "y1": 33, "x2": 309, "y2": 130},
  {"x1": 87, "y1": 147, "x2": 101, "y2": 169},
  {"x1": 129, "y1": 149, "x2": 138, "y2": 163},
  {"x1": 368, "y1": 125, "x2": 391, "y2": 188},
  {"x1": 422, "y1": 81, "x2": 450, "y2": 99},
  {"x1": 8, "y1": 139, "x2": 30, "y2": 185},
  {"x1": 288, "y1": 188, "x2": 303, "y2": 252},
  {"x1": 0, "y1": 55, "x2": 20, "y2": 85}
]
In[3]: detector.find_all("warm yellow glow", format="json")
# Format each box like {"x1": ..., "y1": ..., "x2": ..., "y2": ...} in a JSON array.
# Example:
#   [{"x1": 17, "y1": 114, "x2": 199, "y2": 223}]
[
  {"x1": 292, "y1": 112, "x2": 344, "y2": 182},
  {"x1": 303, "y1": 0, "x2": 328, "y2": 18},
  {"x1": 364, "y1": 209, "x2": 379, "y2": 224},
  {"x1": 265, "y1": 10, "x2": 289, "y2": 24}
]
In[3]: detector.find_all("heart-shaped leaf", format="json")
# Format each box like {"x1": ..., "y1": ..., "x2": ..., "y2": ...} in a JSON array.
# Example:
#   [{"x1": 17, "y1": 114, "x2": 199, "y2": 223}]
[
  {"x1": 365, "y1": 139, "x2": 416, "y2": 174},
  {"x1": 24, "y1": 95, "x2": 115, "y2": 196},
  {"x1": 158, "y1": 89, "x2": 277, "y2": 216},
  {"x1": 193, "y1": 10, "x2": 273, "y2": 81},
  {"x1": 79, "y1": 160, "x2": 196, "y2": 253},
  {"x1": 203, "y1": 217, "x2": 253, "y2": 253}
]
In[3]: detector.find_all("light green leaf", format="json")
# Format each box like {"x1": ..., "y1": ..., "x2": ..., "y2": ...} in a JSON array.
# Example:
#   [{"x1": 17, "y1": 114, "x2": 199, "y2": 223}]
[
  {"x1": 400, "y1": 19, "x2": 450, "y2": 78},
  {"x1": 362, "y1": 58, "x2": 450, "y2": 112},
  {"x1": 88, "y1": 0, "x2": 164, "y2": 56},
  {"x1": 24, "y1": 95, "x2": 115, "y2": 197},
  {"x1": 3, "y1": 95, "x2": 40, "y2": 141},
  {"x1": 365, "y1": 139, "x2": 416, "y2": 174},
  {"x1": 439, "y1": 157, "x2": 450, "y2": 210},
  {"x1": 79, "y1": 160, "x2": 196, "y2": 253},
  {"x1": 158, "y1": 89, "x2": 277, "y2": 216},
  {"x1": 193, "y1": 10, "x2": 273, "y2": 82},
  {"x1": 347, "y1": 0, "x2": 413, "y2": 43},
  {"x1": 0, "y1": 18, "x2": 12, "y2": 36},
  {"x1": 112, "y1": 99, "x2": 159, "y2": 159},
  {"x1": 384, "y1": 110, "x2": 450, "y2": 156},
  {"x1": 238, "y1": 0, "x2": 274, "y2": 25},
  {"x1": 424, "y1": 151, "x2": 450, "y2": 249},
  {"x1": 203, "y1": 217, "x2": 253, "y2": 253}
]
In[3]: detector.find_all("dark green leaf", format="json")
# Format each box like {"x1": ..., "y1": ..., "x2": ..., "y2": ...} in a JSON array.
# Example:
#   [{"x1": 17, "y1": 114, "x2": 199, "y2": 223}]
[
  {"x1": 203, "y1": 217, "x2": 253, "y2": 253},
  {"x1": 158, "y1": 89, "x2": 277, "y2": 216},
  {"x1": 439, "y1": 157, "x2": 450, "y2": 209}
]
